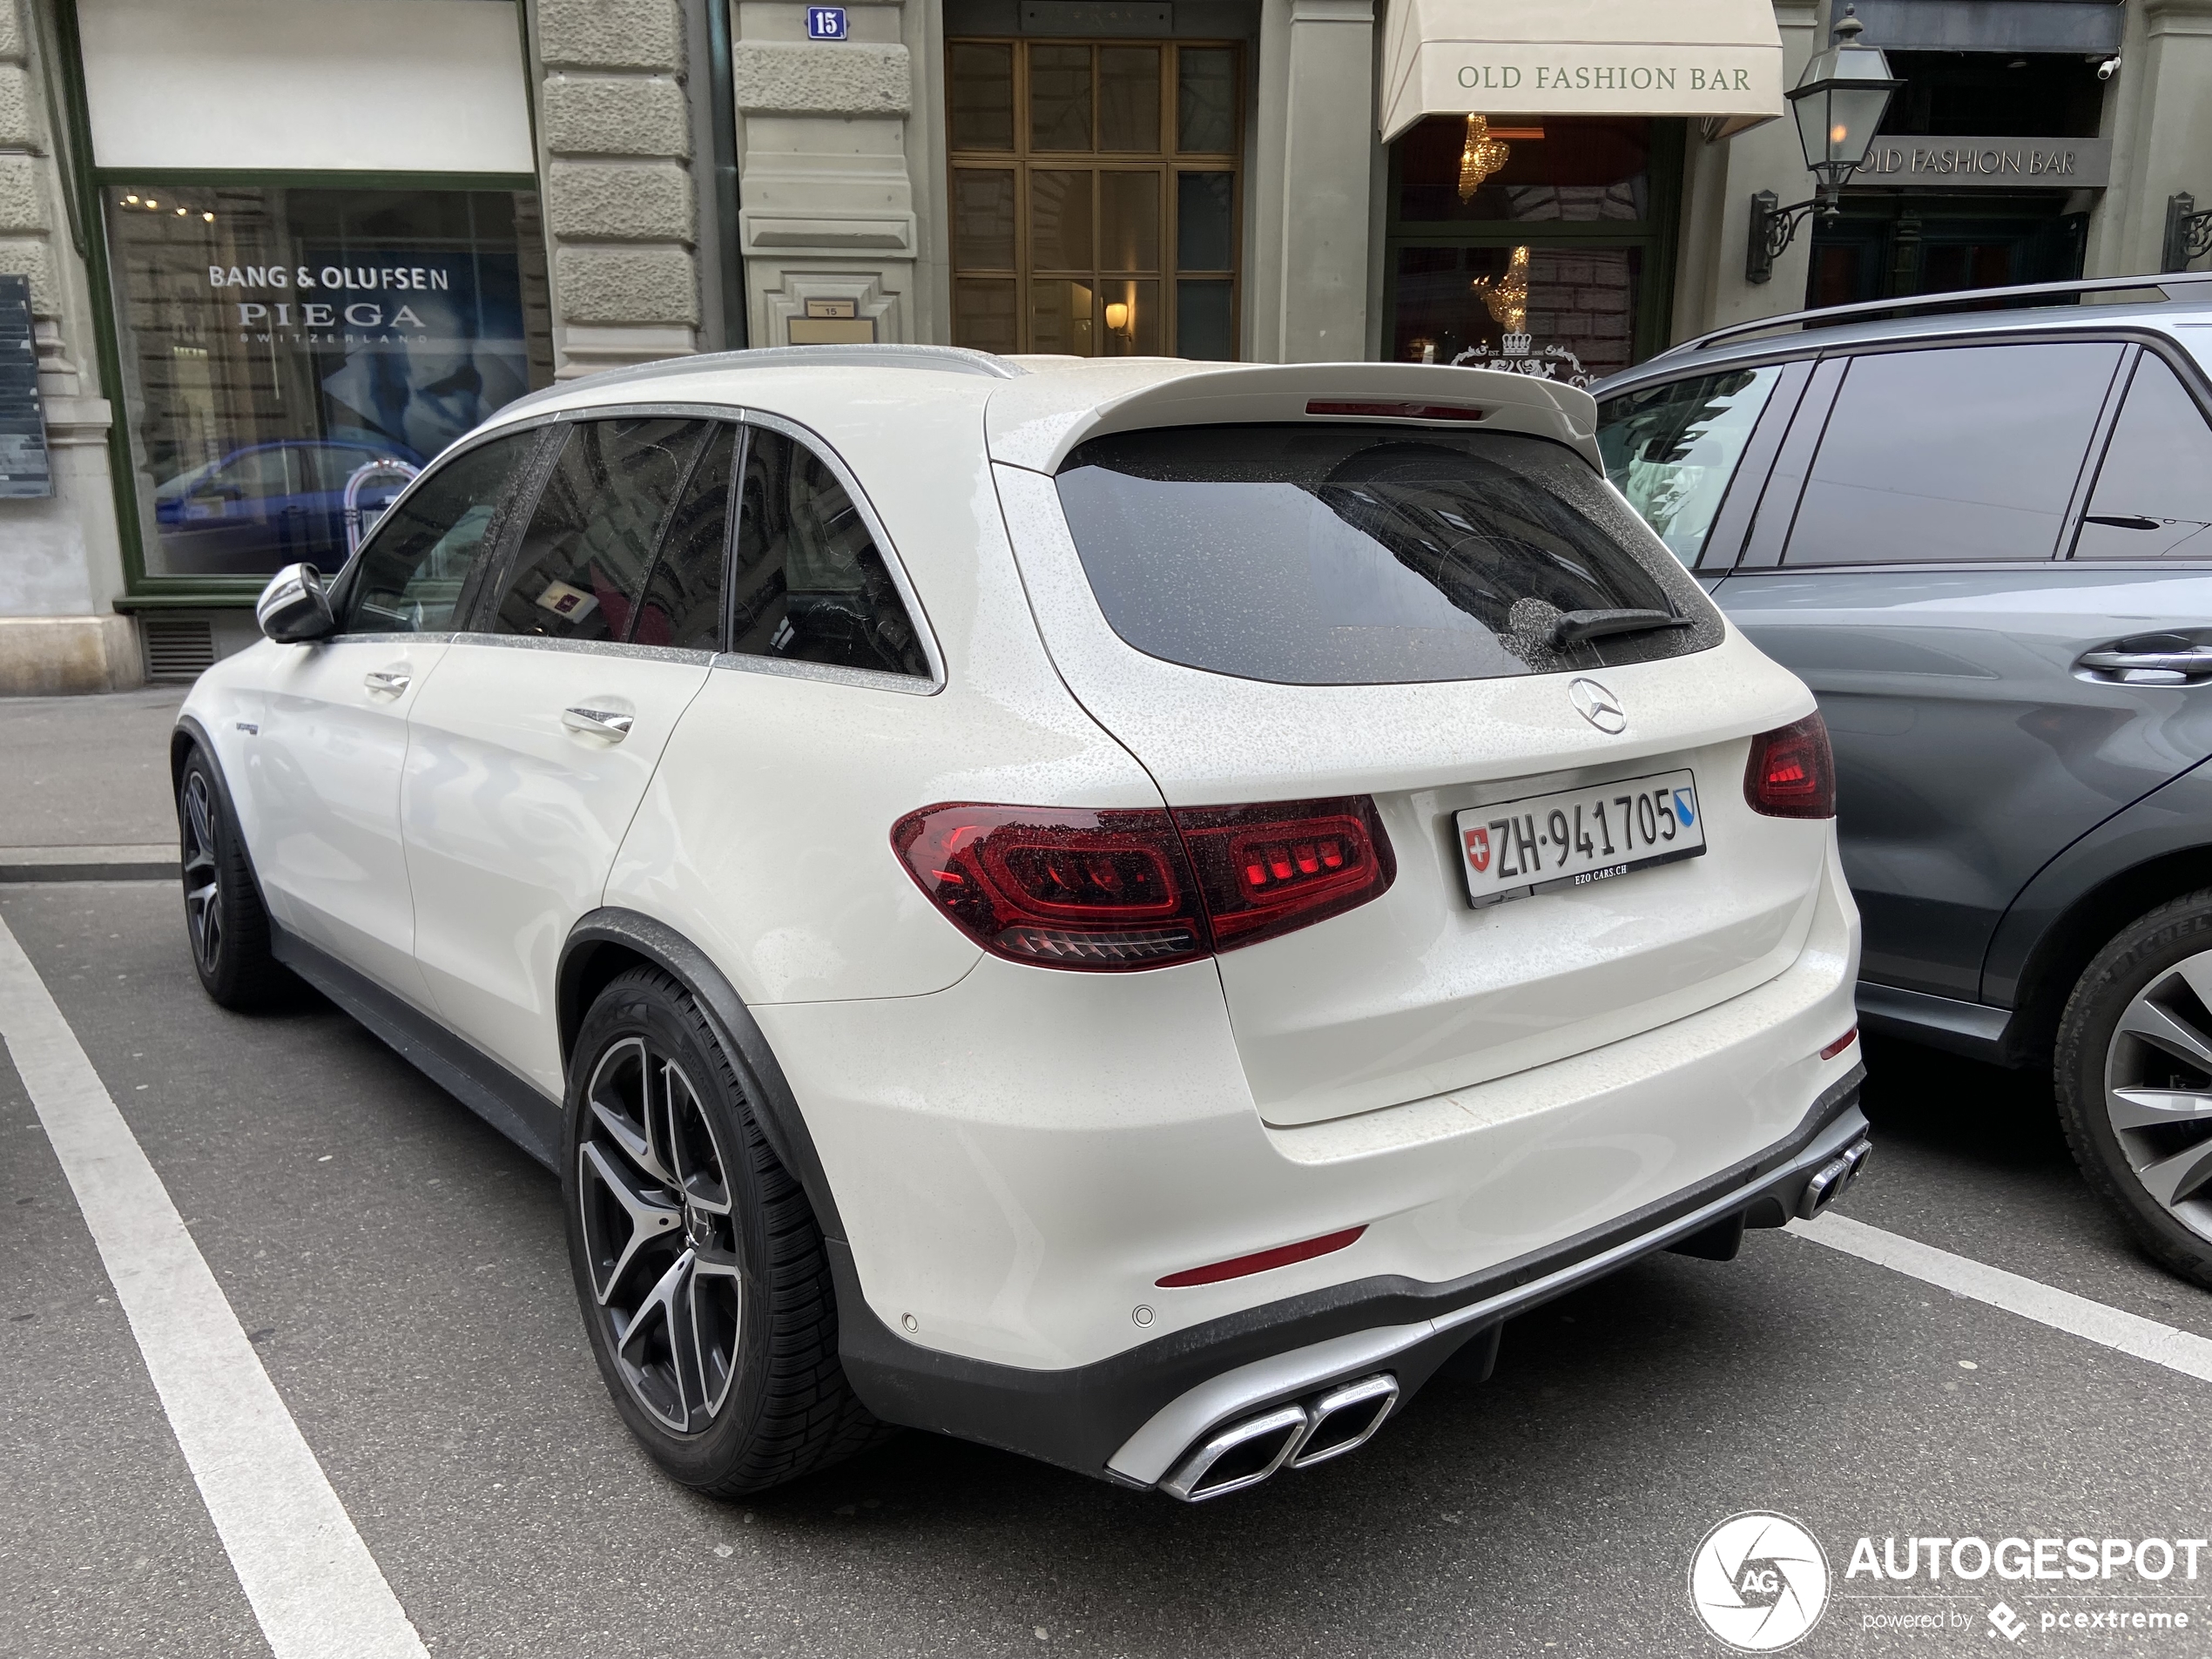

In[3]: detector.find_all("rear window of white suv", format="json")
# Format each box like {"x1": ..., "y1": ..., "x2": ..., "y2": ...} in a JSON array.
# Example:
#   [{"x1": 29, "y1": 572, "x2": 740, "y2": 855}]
[{"x1": 1054, "y1": 423, "x2": 1718, "y2": 686}]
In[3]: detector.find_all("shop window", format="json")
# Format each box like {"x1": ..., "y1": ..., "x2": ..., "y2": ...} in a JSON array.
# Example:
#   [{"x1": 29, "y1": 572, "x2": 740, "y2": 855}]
[
  {"x1": 1385, "y1": 116, "x2": 1676, "y2": 384},
  {"x1": 948, "y1": 39, "x2": 1240, "y2": 361},
  {"x1": 105, "y1": 185, "x2": 554, "y2": 582}
]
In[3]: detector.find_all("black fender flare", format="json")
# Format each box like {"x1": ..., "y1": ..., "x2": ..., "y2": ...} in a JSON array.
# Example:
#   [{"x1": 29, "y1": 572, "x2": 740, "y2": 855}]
[
  {"x1": 170, "y1": 712, "x2": 272, "y2": 912},
  {"x1": 556, "y1": 908, "x2": 846, "y2": 1244}
]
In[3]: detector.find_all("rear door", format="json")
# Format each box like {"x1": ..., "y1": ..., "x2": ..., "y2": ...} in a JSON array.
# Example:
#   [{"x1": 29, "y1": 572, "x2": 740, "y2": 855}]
[
  {"x1": 1707, "y1": 337, "x2": 2212, "y2": 1002},
  {"x1": 401, "y1": 415, "x2": 732, "y2": 1094}
]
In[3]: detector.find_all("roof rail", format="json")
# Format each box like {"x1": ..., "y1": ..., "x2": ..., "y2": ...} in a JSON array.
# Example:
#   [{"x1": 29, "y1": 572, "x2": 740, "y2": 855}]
[
  {"x1": 498, "y1": 343, "x2": 1023, "y2": 418},
  {"x1": 1649, "y1": 271, "x2": 2212, "y2": 363}
]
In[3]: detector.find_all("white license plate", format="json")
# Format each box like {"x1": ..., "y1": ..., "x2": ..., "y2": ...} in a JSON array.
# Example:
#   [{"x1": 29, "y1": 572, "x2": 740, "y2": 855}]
[{"x1": 1456, "y1": 770, "x2": 1705, "y2": 907}]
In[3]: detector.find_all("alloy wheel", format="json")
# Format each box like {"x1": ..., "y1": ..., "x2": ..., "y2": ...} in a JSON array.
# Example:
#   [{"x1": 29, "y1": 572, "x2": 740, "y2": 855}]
[
  {"x1": 577, "y1": 1035, "x2": 744, "y2": 1433},
  {"x1": 2103, "y1": 948, "x2": 2212, "y2": 1247},
  {"x1": 180, "y1": 772, "x2": 222, "y2": 974}
]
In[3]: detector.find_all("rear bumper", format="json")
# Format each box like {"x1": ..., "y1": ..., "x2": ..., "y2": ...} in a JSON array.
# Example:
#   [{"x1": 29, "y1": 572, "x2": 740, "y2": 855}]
[{"x1": 831, "y1": 1072, "x2": 1867, "y2": 1485}]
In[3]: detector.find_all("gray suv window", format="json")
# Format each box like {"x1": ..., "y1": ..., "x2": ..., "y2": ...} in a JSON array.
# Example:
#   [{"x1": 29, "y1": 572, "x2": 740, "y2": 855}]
[
  {"x1": 1595, "y1": 366, "x2": 1784, "y2": 567},
  {"x1": 2074, "y1": 353, "x2": 2212, "y2": 562},
  {"x1": 1783, "y1": 341, "x2": 2123, "y2": 567},
  {"x1": 1054, "y1": 423, "x2": 1718, "y2": 686}
]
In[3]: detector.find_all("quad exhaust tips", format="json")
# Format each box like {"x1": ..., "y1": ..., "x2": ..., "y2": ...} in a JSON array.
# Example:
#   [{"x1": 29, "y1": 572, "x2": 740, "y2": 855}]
[
  {"x1": 1158, "y1": 1373, "x2": 1401, "y2": 1502},
  {"x1": 1797, "y1": 1139, "x2": 1871, "y2": 1220}
]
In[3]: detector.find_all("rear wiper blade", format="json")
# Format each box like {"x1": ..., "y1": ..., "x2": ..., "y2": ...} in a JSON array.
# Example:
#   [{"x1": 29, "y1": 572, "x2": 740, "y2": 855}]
[{"x1": 1550, "y1": 608, "x2": 1694, "y2": 648}]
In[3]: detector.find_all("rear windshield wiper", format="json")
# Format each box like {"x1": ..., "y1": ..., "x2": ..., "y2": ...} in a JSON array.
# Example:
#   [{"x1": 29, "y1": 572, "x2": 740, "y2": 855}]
[{"x1": 1550, "y1": 608, "x2": 1694, "y2": 648}]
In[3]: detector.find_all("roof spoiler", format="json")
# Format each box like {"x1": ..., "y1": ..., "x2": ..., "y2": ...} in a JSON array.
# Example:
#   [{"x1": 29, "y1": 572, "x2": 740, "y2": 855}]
[{"x1": 1649, "y1": 271, "x2": 2212, "y2": 364}]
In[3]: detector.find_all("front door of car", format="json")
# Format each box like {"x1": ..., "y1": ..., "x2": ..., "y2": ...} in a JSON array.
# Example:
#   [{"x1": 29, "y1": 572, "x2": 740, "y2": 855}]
[
  {"x1": 1709, "y1": 338, "x2": 2212, "y2": 1002},
  {"x1": 401, "y1": 415, "x2": 734, "y2": 1096},
  {"x1": 253, "y1": 427, "x2": 542, "y2": 1001}
]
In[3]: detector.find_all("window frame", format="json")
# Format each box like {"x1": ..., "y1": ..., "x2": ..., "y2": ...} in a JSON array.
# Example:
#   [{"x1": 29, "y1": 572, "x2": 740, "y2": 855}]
[
  {"x1": 2063, "y1": 338, "x2": 2212, "y2": 565},
  {"x1": 944, "y1": 36, "x2": 1244, "y2": 361}
]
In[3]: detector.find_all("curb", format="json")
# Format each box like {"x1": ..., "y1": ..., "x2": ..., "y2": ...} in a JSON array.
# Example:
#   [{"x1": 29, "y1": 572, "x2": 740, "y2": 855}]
[{"x1": 0, "y1": 845, "x2": 180, "y2": 883}]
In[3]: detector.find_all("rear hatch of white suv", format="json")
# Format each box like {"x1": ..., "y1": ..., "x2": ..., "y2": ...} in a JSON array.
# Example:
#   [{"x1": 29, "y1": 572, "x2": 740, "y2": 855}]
[{"x1": 988, "y1": 362, "x2": 1834, "y2": 1130}]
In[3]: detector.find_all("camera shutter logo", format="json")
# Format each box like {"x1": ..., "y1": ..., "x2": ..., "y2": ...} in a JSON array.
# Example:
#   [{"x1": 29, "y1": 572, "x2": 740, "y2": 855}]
[{"x1": 1689, "y1": 1512, "x2": 1831, "y2": 1651}]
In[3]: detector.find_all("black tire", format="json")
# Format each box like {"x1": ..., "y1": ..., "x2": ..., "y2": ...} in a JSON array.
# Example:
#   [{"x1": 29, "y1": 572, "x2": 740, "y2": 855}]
[
  {"x1": 177, "y1": 746, "x2": 289, "y2": 1009},
  {"x1": 2054, "y1": 891, "x2": 2212, "y2": 1291},
  {"x1": 563, "y1": 966, "x2": 884, "y2": 1494}
]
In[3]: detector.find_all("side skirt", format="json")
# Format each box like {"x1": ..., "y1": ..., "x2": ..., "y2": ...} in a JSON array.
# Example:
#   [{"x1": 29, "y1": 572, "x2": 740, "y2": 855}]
[{"x1": 270, "y1": 922, "x2": 563, "y2": 1168}]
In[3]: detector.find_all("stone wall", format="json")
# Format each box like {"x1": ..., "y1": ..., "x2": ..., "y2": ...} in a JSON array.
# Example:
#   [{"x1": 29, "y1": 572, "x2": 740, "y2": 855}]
[{"x1": 536, "y1": 0, "x2": 703, "y2": 376}]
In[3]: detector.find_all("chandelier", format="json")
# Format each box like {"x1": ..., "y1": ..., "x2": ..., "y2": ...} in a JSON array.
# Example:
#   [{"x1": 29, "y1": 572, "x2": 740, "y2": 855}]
[
  {"x1": 1470, "y1": 244, "x2": 1530, "y2": 334},
  {"x1": 1457, "y1": 113, "x2": 1510, "y2": 200}
]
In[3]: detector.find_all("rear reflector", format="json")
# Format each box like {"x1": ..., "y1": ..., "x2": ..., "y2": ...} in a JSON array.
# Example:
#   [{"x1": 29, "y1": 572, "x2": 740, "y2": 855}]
[
  {"x1": 1820, "y1": 1025, "x2": 1858, "y2": 1061},
  {"x1": 1305, "y1": 399, "x2": 1487, "y2": 421},
  {"x1": 1157, "y1": 1225, "x2": 1366, "y2": 1288},
  {"x1": 1743, "y1": 712, "x2": 1837, "y2": 819},
  {"x1": 892, "y1": 797, "x2": 1395, "y2": 971}
]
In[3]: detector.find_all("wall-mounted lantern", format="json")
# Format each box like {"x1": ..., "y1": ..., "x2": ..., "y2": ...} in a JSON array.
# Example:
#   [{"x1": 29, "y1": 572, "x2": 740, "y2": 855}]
[
  {"x1": 2164, "y1": 194, "x2": 2212, "y2": 273},
  {"x1": 1746, "y1": 8, "x2": 1901, "y2": 284}
]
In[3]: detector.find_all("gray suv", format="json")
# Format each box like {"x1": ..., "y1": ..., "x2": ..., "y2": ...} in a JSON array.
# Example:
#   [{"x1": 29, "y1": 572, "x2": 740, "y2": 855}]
[{"x1": 1594, "y1": 273, "x2": 2212, "y2": 1288}]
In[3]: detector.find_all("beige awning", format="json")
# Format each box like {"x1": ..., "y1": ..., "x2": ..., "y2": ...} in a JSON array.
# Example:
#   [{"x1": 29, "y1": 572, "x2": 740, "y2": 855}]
[{"x1": 1379, "y1": 0, "x2": 1785, "y2": 143}]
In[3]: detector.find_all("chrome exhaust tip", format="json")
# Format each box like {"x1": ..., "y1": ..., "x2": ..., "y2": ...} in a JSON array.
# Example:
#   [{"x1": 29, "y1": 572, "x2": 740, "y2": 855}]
[
  {"x1": 1158, "y1": 1403, "x2": 1310, "y2": 1502},
  {"x1": 1797, "y1": 1138, "x2": 1871, "y2": 1220},
  {"x1": 1288, "y1": 1373, "x2": 1399, "y2": 1469}
]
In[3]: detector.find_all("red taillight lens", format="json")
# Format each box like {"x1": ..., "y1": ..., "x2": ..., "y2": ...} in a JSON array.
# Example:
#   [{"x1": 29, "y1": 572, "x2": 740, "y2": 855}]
[
  {"x1": 891, "y1": 796, "x2": 1396, "y2": 970},
  {"x1": 1743, "y1": 712, "x2": 1837, "y2": 819},
  {"x1": 891, "y1": 806, "x2": 1205, "y2": 970},
  {"x1": 1174, "y1": 797, "x2": 1396, "y2": 949}
]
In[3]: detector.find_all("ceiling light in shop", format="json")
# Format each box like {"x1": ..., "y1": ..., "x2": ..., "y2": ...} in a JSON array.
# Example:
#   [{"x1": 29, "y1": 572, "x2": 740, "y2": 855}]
[{"x1": 1457, "y1": 114, "x2": 1510, "y2": 200}]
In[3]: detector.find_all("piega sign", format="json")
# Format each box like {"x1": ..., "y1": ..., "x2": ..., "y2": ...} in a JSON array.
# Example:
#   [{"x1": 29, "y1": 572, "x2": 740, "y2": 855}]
[{"x1": 208, "y1": 262, "x2": 458, "y2": 341}]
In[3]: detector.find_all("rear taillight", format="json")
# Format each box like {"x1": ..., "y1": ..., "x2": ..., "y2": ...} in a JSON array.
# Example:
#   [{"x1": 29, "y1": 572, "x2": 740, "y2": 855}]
[
  {"x1": 891, "y1": 797, "x2": 1395, "y2": 971},
  {"x1": 1743, "y1": 713, "x2": 1837, "y2": 819}
]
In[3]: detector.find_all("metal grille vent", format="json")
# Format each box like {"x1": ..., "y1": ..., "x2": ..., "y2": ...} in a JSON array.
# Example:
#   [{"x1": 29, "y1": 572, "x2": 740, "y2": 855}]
[{"x1": 142, "y1": 617, "x2": 217, "y2": 681}]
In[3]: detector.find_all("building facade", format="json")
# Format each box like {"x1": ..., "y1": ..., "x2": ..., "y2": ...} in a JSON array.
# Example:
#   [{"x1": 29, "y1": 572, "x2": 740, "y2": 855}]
[{"x1": 1, "y1": 0, "x2": 2205, "y2": 691}]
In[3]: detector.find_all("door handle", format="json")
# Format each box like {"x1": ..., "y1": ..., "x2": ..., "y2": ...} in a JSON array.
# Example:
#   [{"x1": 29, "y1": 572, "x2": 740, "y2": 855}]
[
  {"x1": 562, "y1": 705, "x2": 635, "y2": 741},
  {"x1": 2076, "y1": 647, "x2": 2212, "y2": 685},
  {"x1": 363, "y1": 669, "x2": 411, "y2": 695}
]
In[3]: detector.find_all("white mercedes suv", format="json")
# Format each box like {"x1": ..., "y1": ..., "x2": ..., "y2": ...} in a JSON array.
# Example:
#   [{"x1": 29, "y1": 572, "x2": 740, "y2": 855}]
[{"x1": 174, "y1": 347, "x2": 1868, "y2": 1502}]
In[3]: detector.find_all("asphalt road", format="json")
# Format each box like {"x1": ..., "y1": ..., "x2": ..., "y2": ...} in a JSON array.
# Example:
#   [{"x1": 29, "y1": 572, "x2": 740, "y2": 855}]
[{"x1": 6, "y1": 875, "x2": 2212, "y2": 1658}]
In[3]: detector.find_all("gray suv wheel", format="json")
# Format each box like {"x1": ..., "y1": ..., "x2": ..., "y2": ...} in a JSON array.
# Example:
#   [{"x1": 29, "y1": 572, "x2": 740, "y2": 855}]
[{"x1": 2055, "y1": 894, "x2": 2212, "y2": 1289}]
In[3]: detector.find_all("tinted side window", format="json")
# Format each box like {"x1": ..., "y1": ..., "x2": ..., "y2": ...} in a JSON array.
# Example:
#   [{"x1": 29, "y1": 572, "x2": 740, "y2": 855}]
[
  {"x1": 1783, "y1": 342, "x2": 2123, "y2": 566},
  {"x1": 632, "y1": 423, "x2": 736, "y2": 650},
  {"x1": 1596, "y1": 366, "x2": 1783, "y2": 566},
  {"x1": 490, "y1": 417, "x2": 707, "y2": 641},
  {"x1": 340, "y1": 430, "x2": 540, "y2": 634},
  {"x1": 2074, "y1": 354, "x2": 2212, "y2": 561},
  {"x1": 731, "y1": 427, "x2": 929, "y2": 677}
]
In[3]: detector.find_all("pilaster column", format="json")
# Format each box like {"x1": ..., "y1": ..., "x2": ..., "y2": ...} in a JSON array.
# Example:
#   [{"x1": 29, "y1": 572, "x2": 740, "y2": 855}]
[{"x1": 1254, "y1": 0, "x2": 1374, "y2": 362}]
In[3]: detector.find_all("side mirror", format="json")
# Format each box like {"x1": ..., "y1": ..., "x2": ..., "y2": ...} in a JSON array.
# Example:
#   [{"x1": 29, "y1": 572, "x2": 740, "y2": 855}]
[{"x1": 256, "y1": 562, "x2": 335, "y2": 644}]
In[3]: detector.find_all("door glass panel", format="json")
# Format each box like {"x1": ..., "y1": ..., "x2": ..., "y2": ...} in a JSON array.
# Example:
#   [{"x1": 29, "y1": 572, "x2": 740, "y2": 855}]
[
  {"x1": 1028, "y1": 44, "x2": 1092, "y2": 152},
  {"x1": 490, "y1": 417, "x2": 706, "y2": 641},
  {"x1": 732, "y1": 427, "x2": 929, "y2": 678},
  {"x1": 1595, "y1": 368, "x2": 1785, "y2": 566},
  {"x1": 1391, "y1": 244, "x2": 1640, "y2": 382},
  {"x1": 1177, "y1": 171, "x2": 1233, "y2": 271},
  {"x1": 1098, "y1": 280, "x2": 1157, "y2": 355},
  {"x1": 1032, "y1": 280, "x2": 1096, "y2": 354},
  {"x1": 1784, "y1": 343, "x2": 2121, "y2": 566},
  {"x1": 1029, "y1": 170, "x2": 1094, "y2": 271},
  {"x1": 1176, "y1": 280, "x2": 1233, "y2": 361},
  {"x1": 341, "y1": 429, "x2": 539, "y2": 634},
  {"x1": 1177, "y1": 47, "x2": 1236, "y2": 153},
  {"x1": 949, "y1": 42, "x2": 1015, "y2": 150},
  {"x1": 1097, "y1": 46, "x2": 1161, "y2": 152},
  {"x1": 954, "y1": 278, "x2": 1019, "y2": 354},
  {"x1": 954, "y1": 169, "x2": 1016, "y2": 270},
  {"x1": 633, "y1": 423, "x2": 735, "y2": 650},
  {"x1": 2075, "y1": 354, "x2": 2212, "y2": 561},
  {"x1": 1098, "y1": 171, "x2": 1160, "y2": 272}
]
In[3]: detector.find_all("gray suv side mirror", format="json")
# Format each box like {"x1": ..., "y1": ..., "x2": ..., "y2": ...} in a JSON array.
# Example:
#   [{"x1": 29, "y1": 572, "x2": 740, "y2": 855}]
[{"x1": 256, "y1": 562, "x2": 336, "y2": 644}]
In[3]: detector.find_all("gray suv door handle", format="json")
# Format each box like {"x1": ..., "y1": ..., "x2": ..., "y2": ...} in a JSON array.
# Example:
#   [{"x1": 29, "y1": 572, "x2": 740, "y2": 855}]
[
  {"x1": 363, "y1": 669, "x2": 411, "y2": 695},
  {"x1": 562, "y1": 705, "x2": 635, "y2": 740},
  {"x1": 2076, "y1": 647, "x2": 2212, "y2": 685}
]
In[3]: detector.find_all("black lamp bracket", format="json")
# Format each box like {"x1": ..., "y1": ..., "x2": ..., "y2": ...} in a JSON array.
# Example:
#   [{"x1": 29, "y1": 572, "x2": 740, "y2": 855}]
[
  {"x1": 1746, "y1": 185, "x2": 1840, "y2": 285},
  {"x1": 2165, "y1": 193, "x2": 2212, "y2": 273}
]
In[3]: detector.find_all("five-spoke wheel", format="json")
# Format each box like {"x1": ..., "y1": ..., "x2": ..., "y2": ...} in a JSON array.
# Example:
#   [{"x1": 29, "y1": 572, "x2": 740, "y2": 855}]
[{"x1": 180, "y1": 767, "x2": 224, "y2": 978}]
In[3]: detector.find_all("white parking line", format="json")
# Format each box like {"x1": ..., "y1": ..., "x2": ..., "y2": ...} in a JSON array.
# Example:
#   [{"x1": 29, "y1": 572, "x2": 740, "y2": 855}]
[
  {"x1": 1790, "y1": 1211, "x2": 2212, "y2": 1386},
  {"x1": 0, "y1": 914, "x2": 428, "y2": 1659}
]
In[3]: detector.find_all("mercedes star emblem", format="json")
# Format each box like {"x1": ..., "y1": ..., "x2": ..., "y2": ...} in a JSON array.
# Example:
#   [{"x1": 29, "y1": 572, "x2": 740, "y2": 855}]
[{"x1": 1568, "y1": 678, "x2": 1627, "y2": 734}]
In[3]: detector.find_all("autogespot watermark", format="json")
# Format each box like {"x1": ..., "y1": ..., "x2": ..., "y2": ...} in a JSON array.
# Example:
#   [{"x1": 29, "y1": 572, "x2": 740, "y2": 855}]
[{"x1": 1689, "y1": 1516, "x2": 2209, "y2": 1649}]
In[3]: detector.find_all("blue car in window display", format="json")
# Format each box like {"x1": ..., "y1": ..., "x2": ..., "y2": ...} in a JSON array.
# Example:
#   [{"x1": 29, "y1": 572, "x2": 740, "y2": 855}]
[{"x1": 152, "y1": 439, "x2": 421, "y2": 577}]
